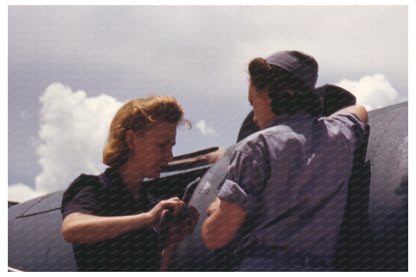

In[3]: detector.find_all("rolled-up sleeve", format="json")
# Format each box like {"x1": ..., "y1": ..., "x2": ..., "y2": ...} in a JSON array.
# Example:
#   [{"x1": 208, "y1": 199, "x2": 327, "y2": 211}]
[
  {"x1": 218, "y1": 179, "x2": 248, "y2": 207},
  {"x1": 327, "y1": 111, "x2": 367, "y2": 149},
  {"x1": 218, "y1": 143, "x2": 269, "y2": 214}
]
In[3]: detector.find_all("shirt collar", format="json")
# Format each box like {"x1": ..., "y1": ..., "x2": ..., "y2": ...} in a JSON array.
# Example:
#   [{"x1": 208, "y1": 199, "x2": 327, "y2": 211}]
[{"x1": 104, "y1": 167, "x2": 148, "y2": 200}]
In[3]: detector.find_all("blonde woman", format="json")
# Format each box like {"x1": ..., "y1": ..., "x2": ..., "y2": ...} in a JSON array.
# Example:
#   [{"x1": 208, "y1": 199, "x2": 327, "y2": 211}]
[{"x1": 61, "y1": 95, "x2": 199, "y2": 271}]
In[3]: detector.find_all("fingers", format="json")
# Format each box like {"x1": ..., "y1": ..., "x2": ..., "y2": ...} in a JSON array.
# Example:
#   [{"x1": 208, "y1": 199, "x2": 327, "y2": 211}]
[
  {"x1": 164, "y1": 205, "x2": 200, "y2": 244},
  {"x1": 206, "y1": 197, "x2": 221, "y2": 216},
  {"x1": 161, "y1": 197, "x2": 185, "y2": 218},
  {"x1": 156, "y1": 198, "x2": 199, "y2": 225}
]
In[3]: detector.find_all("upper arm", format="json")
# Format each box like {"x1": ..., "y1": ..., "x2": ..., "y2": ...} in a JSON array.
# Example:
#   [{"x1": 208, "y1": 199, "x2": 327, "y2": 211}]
[
  {"x1": 337, "y1": 105, "x2": 368, "y2": 125},
  {"x1": 202, "y1": 199, "x2": 246, "y2": 250},
  {"x1": 61, "y1": 180, "x2": 101, "y2": 219},
  {"x1": 202, "y1": 143, "x2": 267, "y2": 250}
]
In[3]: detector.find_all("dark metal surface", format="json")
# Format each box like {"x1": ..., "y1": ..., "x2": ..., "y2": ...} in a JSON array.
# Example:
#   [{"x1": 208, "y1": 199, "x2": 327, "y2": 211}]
[
  {"x1": 8, "y1": 191, "x2": 76, "y2": 271},
  {"x1": 364, "y1": 102, "x2": 408, "y2": 270}
]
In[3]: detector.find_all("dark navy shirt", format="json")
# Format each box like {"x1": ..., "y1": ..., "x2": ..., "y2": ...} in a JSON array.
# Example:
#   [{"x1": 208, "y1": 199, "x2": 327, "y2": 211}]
[
  {"x1": 218, "y1": 111, "x2": 366, "y2": 258},
  {"x1": 61, "y1": 167, "x2": 160, "y2": 271}
]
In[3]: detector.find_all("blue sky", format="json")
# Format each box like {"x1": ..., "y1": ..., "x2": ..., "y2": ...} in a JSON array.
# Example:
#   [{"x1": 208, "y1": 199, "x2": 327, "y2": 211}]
[{"x1": 6, "y1": 4, "x2": 409, "y2": 202}]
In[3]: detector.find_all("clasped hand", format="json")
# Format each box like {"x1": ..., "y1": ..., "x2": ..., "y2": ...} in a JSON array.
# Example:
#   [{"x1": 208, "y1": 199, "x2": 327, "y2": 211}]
[{"x1": 147, "y1": 197, "x2": 200, "y2": 243}]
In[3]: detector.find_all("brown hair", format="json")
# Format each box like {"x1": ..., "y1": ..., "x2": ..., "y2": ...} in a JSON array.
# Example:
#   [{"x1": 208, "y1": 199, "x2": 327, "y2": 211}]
[
  {"x1": 103, "y1": 95, "x2": 186, "y2": 168},
  {"x1": 248, "y1": 57, "x2": 321, "y2": 116}
]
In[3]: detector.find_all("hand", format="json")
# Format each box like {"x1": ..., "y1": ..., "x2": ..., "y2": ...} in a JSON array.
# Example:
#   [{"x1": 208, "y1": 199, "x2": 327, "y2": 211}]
[
  {"x1": 146, "y1": 197, "x2": 185, "y2": 226},
  {"x1": 165, "y1": 205, "x2": 200, "y2": 244},
  {"x1": 206, "y1": 197, "x2": 221, "y2": 216}
]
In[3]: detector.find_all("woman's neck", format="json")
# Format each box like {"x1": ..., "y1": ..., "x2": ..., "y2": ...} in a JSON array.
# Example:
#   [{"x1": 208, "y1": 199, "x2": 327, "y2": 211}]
[{"x1": 117, "y1": 164, "x2": 144, "y2": 200}]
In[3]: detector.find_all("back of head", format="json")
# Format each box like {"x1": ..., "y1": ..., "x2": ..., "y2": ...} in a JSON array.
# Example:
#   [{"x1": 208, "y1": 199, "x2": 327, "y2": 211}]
[
  {"x1": 249, "y1": 50, "x2": 321, "y2": 116},
  {"x1": 314, "y1": 84, "x2": 356, "y2": 116},
  {"x1": 103, "y1": 95, "x2": 185, "y2": 168}
]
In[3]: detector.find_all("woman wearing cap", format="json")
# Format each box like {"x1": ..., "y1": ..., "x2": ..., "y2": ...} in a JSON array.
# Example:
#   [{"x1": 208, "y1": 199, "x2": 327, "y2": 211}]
[
  {"x1": 61, "y1": 95, "x2": 199, "y2": 271},
  {"x1": 202, "y1": 51, "x2": 368, "y2": 271}
]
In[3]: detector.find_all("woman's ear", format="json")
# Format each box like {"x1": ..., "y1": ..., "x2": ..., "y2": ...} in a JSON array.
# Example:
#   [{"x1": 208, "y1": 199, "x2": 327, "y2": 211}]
[
  {"x1": 125, "y1": 130, "x2": 136, "y2": 150},
  {"x1": 260, "y1": 87, "x2": 270, "y2": 97},
  {"x1": 261, "y1": 87, "x2": 272, "y2": 103}
]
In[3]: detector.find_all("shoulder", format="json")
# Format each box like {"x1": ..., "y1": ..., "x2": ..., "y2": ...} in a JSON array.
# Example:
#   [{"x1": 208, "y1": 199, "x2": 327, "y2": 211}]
[
  {"x1": 232, "y1": 125, "x2": 298, "y2": 162},
  {"x1": 321, "y1": 111, "x2": 367, "y2": 145},
  {"x1": 61, "y1": 173, "x2": 103, "y2": 206},
  {"x1": 68, "y1": 173, "x2": 102, "y2": 192}
]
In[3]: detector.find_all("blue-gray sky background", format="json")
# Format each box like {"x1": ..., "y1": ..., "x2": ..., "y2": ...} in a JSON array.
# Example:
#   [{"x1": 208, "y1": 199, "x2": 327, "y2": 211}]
[{"x1": 7, "y1": 4, "x2": 409, "y2": 202}]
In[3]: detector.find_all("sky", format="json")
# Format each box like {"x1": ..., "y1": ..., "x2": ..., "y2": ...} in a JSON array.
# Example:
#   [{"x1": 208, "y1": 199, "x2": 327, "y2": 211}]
[{"x1": 6, "y1": 3, "x2": 410, "y2": 202}]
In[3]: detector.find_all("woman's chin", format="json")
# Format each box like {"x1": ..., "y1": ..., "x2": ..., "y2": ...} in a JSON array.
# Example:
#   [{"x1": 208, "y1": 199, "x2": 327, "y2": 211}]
[{"x1": 146, "y1": 170, "x2": 161, "y2": 179}]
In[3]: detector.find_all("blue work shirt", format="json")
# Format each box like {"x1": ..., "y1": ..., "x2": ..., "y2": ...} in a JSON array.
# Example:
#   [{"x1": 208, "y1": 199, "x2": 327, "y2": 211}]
[{"x1": 218, "y1": 110, "x2": 366, "y2": 258}]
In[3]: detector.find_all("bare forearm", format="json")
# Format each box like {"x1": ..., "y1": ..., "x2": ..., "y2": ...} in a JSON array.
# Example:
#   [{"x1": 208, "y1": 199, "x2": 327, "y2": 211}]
[
  {"x1": 202, "y1": 200, "x2": 246, "y2": 250},
  {"x1": 338, "y1": 104, "x2": 369, "y2": 125},
  {"x1": 202, "y1": 213, "x2": 224, "y2": 250},
  {"x1": 62, "y1": 212, "x2": 153, "y2": 243},
  {"x1": 62, "y1": 197, "x2": 187, "y2": 244},
  {"x1": 159, "y1": 242, "x2": 177, "y2": 271}
]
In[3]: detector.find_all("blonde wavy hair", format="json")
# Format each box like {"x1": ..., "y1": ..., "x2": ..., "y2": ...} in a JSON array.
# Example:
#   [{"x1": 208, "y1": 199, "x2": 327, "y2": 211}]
[{"x1": 103, "y1": 95, "x2": 186, "y2": 168}]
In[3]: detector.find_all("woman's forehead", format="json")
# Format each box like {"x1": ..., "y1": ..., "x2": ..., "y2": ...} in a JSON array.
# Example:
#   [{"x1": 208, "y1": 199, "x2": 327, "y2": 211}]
[{"x1": 144, "y1": 121, "x2": 176, "y2": 138}]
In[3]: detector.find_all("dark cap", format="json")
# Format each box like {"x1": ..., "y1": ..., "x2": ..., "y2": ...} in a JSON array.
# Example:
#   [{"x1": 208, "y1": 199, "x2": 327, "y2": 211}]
[{"x1": 265, "y1": 50, "x2": 318, "y2": 92}]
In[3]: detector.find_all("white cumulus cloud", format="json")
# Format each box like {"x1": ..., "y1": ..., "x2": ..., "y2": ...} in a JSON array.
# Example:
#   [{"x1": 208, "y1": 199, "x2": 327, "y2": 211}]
[
  {"x1": 8, "y1": 183, "x2": 45, "y2": 203},
  {"x1": 336, "y1": 74, "x2": 399, "y2": 111},
  {"x1": 10, "y1": 83, "x2": 123, "y2": 201},
  {"x1": 195, "y1": 120, "x2": 217, "y2": 136}
]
